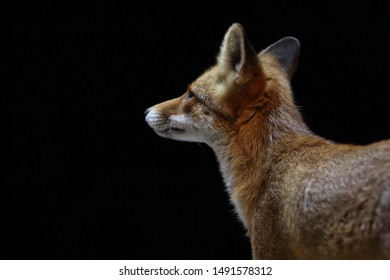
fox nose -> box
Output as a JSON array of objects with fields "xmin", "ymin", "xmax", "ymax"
[
  {"xmin": 144, "ymin": 108, "xmax": 151, "ymax": 124},
  {"xmin": 145, "ymin": 107, "xmax": 157, "ymax": 125},
  {"xmin": 144, "ymin": 107, "xmax": 152, "ymax": 115}
]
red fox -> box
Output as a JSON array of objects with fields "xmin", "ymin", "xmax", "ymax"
[{"xmin": 145, "ymin": 23, "xmax": 390, "ymax": 259}]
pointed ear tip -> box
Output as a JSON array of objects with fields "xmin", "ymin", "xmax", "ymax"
[
  {"xmin": 281, "ymin": 37, "xmax": 301, "ymax": 48},
  {"xmin": 231, "ymin": 22, "xmax": 243, "ymax": 29},
  {"xmin": 228, "ymin": 23, "xmax": 245, "ymax": 33}
]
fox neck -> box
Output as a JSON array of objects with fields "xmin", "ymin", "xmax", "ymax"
[
  {"xmin": 211, "ymin": 94, "xmax": 312, "ymax": 230},
  {"xmin": 212, "ymin": 111, "xmax": 270, "ymax": 230}
]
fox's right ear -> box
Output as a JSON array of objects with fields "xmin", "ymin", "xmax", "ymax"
[{"xmin": 217, "ymin": 23, "xmax": 260, "ymax": 85}]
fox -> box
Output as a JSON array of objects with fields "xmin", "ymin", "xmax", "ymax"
[{"xmin": 145, "ymin": 23, "xmax": 390, "ymax": 259}]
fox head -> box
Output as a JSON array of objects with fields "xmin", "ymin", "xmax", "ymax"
[{"xmin": 145, "ymin": 23, "xmax": 301, "ymax": 150}]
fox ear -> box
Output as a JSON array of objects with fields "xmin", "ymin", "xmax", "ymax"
[
  {"xmin": 217, "ymin": 23, "xmax": 260, "ymax": 85},
  {"xmin": 262, "ymin": 37, "xmax": 300, "ymax": 79}
]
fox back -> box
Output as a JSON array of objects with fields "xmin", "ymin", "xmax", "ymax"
[{"xmin": 145, "ymin": 23, "xmax": 390, "ymax": 259}]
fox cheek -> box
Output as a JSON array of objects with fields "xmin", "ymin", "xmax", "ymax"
[
  {"xmin": 202, "ymin": 108, "xmax": 211, "ymax": 116},
  {"xmin": 182, "ymin": 98, "xmax": 197, "ymax": 114}
]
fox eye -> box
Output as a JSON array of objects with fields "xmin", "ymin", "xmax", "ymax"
[{"xmin": 186, "ymin": 91, "xmax": 195, "ymax": 100}]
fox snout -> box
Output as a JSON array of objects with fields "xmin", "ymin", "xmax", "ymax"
[
  {"xmin": 145, "ymin": 107, "xmax": 172, "ymax": 135},
  {"xmin": 145, "ymin": 105, "xmax": 198, "ymax": 142}
]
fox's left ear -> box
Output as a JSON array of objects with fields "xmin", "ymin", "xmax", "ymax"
[
  {"xmin": 262, "ymin": 37, "xmax": 300, "ymax": 79},
  {"xmin": 217, "ymin": 23, "xmax": 260, "ymax": 85}
]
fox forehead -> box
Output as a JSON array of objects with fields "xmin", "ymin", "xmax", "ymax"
[
  {"xmin": 189, "ymin": 66, "xmax": 237, "ymax": 115},
  {"xmin": 189, "ymin": 67, "xmax": 221, "ymax": 96},
  {"xmin": 190, "ymin": 53, "xmax": 283, "ymax": 96}
]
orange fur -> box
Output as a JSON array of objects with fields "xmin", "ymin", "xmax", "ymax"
[{"xmin": 146, "ymin": 23, "xmax": 390, "ymax": 259}]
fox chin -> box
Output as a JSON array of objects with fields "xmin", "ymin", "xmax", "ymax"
[{"xmin": 145, "ymin": 23, "xmax": 390, "ymax": 260}]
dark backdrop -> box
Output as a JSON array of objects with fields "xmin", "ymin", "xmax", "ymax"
[{"xmin": 6, "ymin": 2, "xmax": 390, "ymax": 259}]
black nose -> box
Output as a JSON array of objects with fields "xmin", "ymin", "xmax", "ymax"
[{"xmin": 144, "ymin": 108, "xmax": 151, "ymax": 115}]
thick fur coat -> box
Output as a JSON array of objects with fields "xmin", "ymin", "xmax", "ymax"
[{"xmin": 146, "ymin": 23, "xmax": 390, "ymax": 259}]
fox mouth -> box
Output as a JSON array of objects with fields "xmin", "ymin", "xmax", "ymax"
[{"xmin": 161, "ymin": 127, "xmax": 185, "ymax": 133}]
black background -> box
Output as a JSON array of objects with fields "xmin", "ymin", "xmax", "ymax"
[{"xmin": 6, "ymin": 2, "xmax": 390, "ymax": 259}]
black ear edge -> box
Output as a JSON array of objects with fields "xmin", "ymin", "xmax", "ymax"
[{"xmin": 262, "ymin": 37, "xmax": 301, "ymax": 78}]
